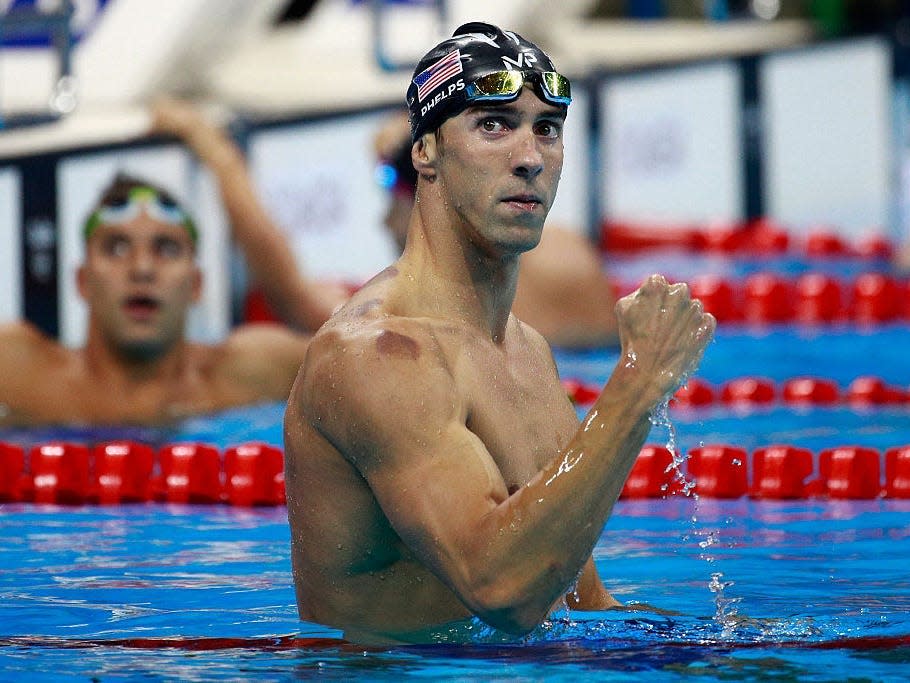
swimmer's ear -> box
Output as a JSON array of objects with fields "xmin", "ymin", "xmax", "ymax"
[{"xmin": 412, "ymin": 134, "xmax": 437, "ymax": 181}]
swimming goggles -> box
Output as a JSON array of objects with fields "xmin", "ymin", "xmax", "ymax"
[
  {"xmin": 465, "ymin": 70, "xmax": 572, "ymax": 107},
  {"xmin": 84, "ymin": 186, "xmax": 198, "ymax": 243}
]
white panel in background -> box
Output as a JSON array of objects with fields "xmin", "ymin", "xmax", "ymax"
[
  {"xmin": 547, "ymin": 86, "xmax": 590, "ymax": 235},
  {"xmin": 74, "ymin": 0, "xmax": 286, "ymax": 104},
  {"xmin": 761, "ymin": 38, "xmax": 892, "ymax": 237},
  {"xmin": 56, "ymin": 146, "xmax": 229, "ymax": 347},
  {"xmin": 248, "ymin": 112, "xmax": 399, "ymax": 285},
  {"xmin": 0, "ymin": 167, "xmax": 23, "ymax": 323},
  {"xmin": 600, "ymin": 61, "xmax": 743, "ymax": 225}
]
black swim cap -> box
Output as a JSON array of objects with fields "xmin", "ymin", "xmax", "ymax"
[{"xmin": 406, "ymin": 22, "xmax": 565, "ymax": 141}]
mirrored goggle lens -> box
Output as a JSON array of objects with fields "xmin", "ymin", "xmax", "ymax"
[
  {"xmin": 540, "ymin": 72, "xmax": 572, "ymax": 105},
  {"xmin": 466, "ymin": 71, "xmax": 571, "ymax": 106},
  {"xmin": 468, "ymin": 71, "xmax": 525, "ymax": 100}
]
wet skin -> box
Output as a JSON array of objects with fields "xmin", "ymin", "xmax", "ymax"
[
  {"xmin": 284, "ymin": 89, "xmax": 715, "ymax": 643},
  {"xmin": 0, "ymin": 212, "xmax": 312, "ymax": 426}
]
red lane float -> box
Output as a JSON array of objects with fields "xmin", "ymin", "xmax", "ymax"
[
  {"xmin": 687, "ymin": 445, "xmax": 747, "ymax": 498},
  {"xmin": 30, "ymin": 442, "xmax": 91, "ymax": 505},
  {"xmin": 672, "ymin": 378, "xmax": 715, "ymax": 408},
  {"xmin": 600, "ymin": 217, "xmax": 895, "ymax": 260},
  {"xmin": 751, "ymin": 445, "xmax": 816, "ymax": 499},
  {"xmin": 563, "ymin": 378, "xmax": 601, "ymax": 406},
  {"xmin": 93, "ymin": 441, "xmax": 155, "ymax": 504},
  {"xmin": 689, "ymin": 275, "xmax": 738, "ymax": 322},
  {"xmin": 0, "ymin": 443, "xmax": 25, "ymax": 502},
  {"xmin": 607, "ymin": 271, "xmax": 910, "ymax": 326},
  {"xmin": 0, "ymin": 441, "xmax": 290, "ymax": 506},
  {"xmin": 819, "ymin": 446, "xmax": 882, "ymax": 499},
  {"xmin": 852, "ymin": 273, "xmax": 900, "ymax": 324},
  {"xmin": 2, "ymin": 438, "xmax": 909, "ymax": 503},
  {"xmin": 566, "ymin": 375, "xmax": 909, "ymax": 409},
  {"xmin": 620, "ymin": 445, "xmax": 684, "ymax": 499},
  {"xmin": 621, "ymin": 443, "xmax": 893, "ymax": 500},
  {"xmin": 158, "ymin": 443, "xmax": 223, "ymax": 504},
  {"xmin": 885, "ymin": 447, "xmax": 910, "ymax": 498},
  {"xmin": 845, "ymin": 376, "xmax": 908, "ymax": 405},
  {"xmin": 794, "ymin": 273, "xmax": 844, "ymax": 324},
  {"xmin": 782, "ymin": 377, "xmax": 839, "ymax": 406},
  {"xmin": 224, "ymin": 443, "xmax": 285, "ymax": 507},
  {"xmin": 804, "ymin": 230, "xmax": 851, "ymax": 257},
  {"xmin": 721, "ymin": 377, "xmax": 776, "ymax": 406},
  {"xmin": 742, "ymin": 273, "xmax": 794, "ymax": 324}
]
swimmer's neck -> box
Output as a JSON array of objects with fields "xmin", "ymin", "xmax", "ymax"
[
  {"xmin": 401, "ymin": 208, "xmax": 521, "ymax": 343},
  {"xmin": 81, "ymin": 326, "xmax": 194, "ymax": 386}
]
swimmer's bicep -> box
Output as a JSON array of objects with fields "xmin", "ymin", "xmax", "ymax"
[
  {"xmin": 362, "ymin": 420, "xmax": 514, "ymax": 581},
  {"xmin": 305, "ymin": 329, "xmax": 467, "ymax": 465}
]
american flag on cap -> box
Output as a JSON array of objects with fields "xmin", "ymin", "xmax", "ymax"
[{"xmin": 414, "ymin": 49, "xmax": 463, "ymax": 102}]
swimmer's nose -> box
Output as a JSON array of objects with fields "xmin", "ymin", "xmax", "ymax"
[
  {"xmin": 128, "ymin": 246, "xmax": 156, "ymax": 281},
  {"xmin": 512, "ymin": 129, "xmax": 544, "ymax": 180}
]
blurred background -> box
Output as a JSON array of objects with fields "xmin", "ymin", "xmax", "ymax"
[{"xmin": 1, "ymin": 0, "xmax": 907, "ymax": 344}]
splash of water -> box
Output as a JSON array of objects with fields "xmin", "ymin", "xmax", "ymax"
[
  {"xmin": 708, "ymin": 571, "xmax": 742, "ymax": 638},
  {"xmin": 649, "ymin": 399, "xmax": 697, "ymax": 500}
]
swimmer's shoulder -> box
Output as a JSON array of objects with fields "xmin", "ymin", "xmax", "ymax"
[
  {"xmin": 299, "ymin": 307, "xmax": 458, "ymax": 412},
  {"xmin": 294, "ymin": 313, "xmax": 464, "ymax": 465},
  {"xmin": 0, "ymin": 320, "xmax": 69, "ymax": 368},
  {"xmin": 204, "ymin": 322, "xmax": 311, "ymax": 398}
]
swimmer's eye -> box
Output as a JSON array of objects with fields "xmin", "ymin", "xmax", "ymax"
[
  {"xmin": 154, "ymin": 236, "xmax": 188, "ymax": 259},
  {"xmin": 100, "ymin": 234, "xmax": 131, "ymax": 258},
  {"xmin": 534, "ymin": 120, "xmax": 562, "ymax": 139},
  {"xmin": 480, "ymin": 118, "xmax": 508, "ymax": 133}
]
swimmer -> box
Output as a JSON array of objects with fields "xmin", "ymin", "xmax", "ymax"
[
  {"xmin": 375, "ymin": 110, "xmax": 620, "ymax": 348},
  {"xmin": 284, "ymin": 22, "xmax": 715, "ymax": 643},
  {"xmin": 0, "ymin": 170, "xmax": 332, "ymax": 427}
]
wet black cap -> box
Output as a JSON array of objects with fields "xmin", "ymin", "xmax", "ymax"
[{"xmin": 406, "ymin": 22, "xmax": 560, "ymax": 141}]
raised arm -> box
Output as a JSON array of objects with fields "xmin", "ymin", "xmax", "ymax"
[
  {"xmin": 304, "ymin": 275, "xmax": 714, "ymax": 635},
  {"xmin": 150, "ymin": 98, "xmax": 349, "ymax": 332}
]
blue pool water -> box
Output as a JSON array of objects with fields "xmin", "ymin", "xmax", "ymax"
[
  {"xmin": 2, "ymin": 499, "xmax": 909, "ymax": 680},
  {"xmin": 2, "ymin": 326, "xmax": 910, "ymax": 680}
]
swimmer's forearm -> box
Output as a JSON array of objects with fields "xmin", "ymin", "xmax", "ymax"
[
  {"xmin": 180, "ymin": 118, "xmax": 335, "ymax": 330},
  {"xmin": 458, "ymin": 364, "xmax": 657, "ymax": 633}
]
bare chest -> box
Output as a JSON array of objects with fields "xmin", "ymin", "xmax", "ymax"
[
  {"xmin": 456, "ymin": 347, "xmax": 577, "ymax": 489},
  {"xmin": 3, "ymin": 366, "xmax": 252, "ymax": 426}
]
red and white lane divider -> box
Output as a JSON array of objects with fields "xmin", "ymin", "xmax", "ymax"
[
  {"xmin": 3, "ymin": 437, "xmax": 908, "ymax": 505},
  {"xmin": 621, "ymin": 443, "xmax": 910, "ymax": 501},
  {"xmin": 0, "ymin": 441, "xmax": 285, "ymax": 507},
  {"xmin": 610, "ymin": 272, "xmax": 910, "ymax": 326},
  {"xmin": 601, "ymin": 219, "xmax": 894, "ymax": 260},
  {"xmin": 564, "ymin": 375, "xmax": 910, "ymax": 409}
]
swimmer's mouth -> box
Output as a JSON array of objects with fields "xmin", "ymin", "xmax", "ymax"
[
  {"xmin": 502, "ymin": 194, "xmax": 543, "ymax": 210},
  {"xmin": 124, "ymin": 295, "xmax": 161, "ymax": 319}
]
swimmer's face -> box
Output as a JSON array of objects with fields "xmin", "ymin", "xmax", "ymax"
[
  {"xmin": 430, "ymin": 87, "xmax": 565, "ymax": 254},
  {"xmin": 77, "ymin": 210, "xmax": 201, "ymax": 358}
]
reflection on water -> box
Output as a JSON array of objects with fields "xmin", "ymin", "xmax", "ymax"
[{"xmin": 0, "ymin": 500, "xmax": 908, "ymax": 679}]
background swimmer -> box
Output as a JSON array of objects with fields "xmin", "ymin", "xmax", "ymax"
[{"xmin": 0, "ymin": 101, "xmax": 347, "ymax": 426}]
